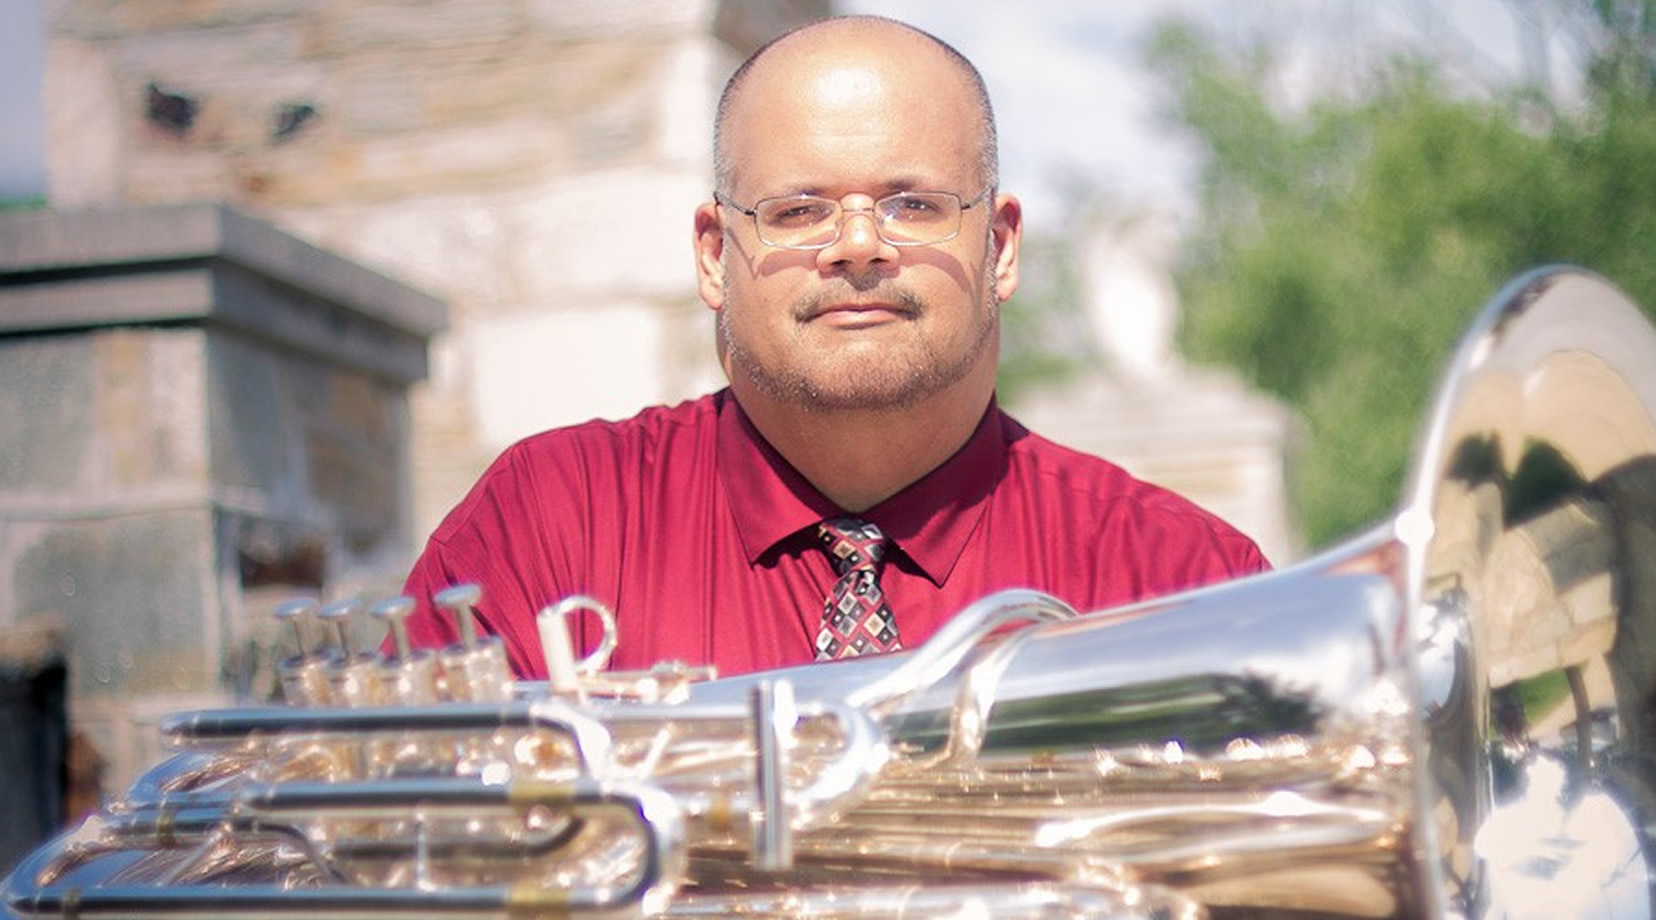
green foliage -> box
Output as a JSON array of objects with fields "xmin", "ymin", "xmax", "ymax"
[{"xmin": 1148, "ymin": 5, "xmax": 1656, "ymax": 548}]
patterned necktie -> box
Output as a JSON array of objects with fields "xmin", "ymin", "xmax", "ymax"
[{"xmin": 814, "ymin": 517, "xmax": 902, "ymax": 659}]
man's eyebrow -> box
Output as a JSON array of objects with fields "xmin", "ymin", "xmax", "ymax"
[
  {"xmin": 874, "ymin": 175, "xmax": 945, "ymax": 193},
  {"xmin": 880, "ymin": 179, "xmax": 926, "ymax": 195},
  {"xmin": 768, "ymin": 176, "xmax": 949, "ymax": 199}
]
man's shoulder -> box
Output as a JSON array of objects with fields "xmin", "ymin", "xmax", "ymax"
[
  {"xmin": 999, "ymin": 414, "xmax": 1262, "ymax": 552},
  {"xmin": 430, "ymin": 393, "xmax": 724, "ymax": 541},
  {"xmin": 997, "ymin": 415, "xmax": 1141, "ymax": 500},
  {"xmin": 503, "ymin": 391, "xmax": 724, "ymax": 462}
]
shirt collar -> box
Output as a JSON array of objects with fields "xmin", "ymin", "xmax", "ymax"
[{"xmin": 717, "ymin": 390, "xmax": 1008, "ymax": 586}]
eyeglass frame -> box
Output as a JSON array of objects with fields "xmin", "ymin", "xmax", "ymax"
[{"xmin": 712, "ymin": 186, "xmax": 995, "ymax": 251}]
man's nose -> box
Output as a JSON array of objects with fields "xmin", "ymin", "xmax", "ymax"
[{"xmin": 819, "ymin": 206, "xmax": 894, "ymax": 269}]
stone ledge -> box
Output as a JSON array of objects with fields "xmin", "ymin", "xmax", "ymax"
[
  {"xmin": 0, "ymin": 204, "xmax": 447, "ymax": 384},
  {"xmin": 0, "ymin": 203, "xmax": 446, "ymax": 334}
]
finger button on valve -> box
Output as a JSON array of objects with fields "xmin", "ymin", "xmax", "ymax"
[
  {"xmin": 273, "ymin": 598, "xmax": 320, "ymax": 657},
  {"xmin": 371, "ymin": 596, "xmax": 417, "ymax": 661},
  {"xmin": 318, "ymin": 596, "xmax": 363, "ymax": 656},
  {"xmin": 434, "ymin": 583, "xmax": 483, "ymax": 648},
  {"xmin": 273, "ymin": 598, "xmax": 329, "ymax": 706}
]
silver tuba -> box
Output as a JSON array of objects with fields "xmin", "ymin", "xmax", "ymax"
[{"xmin": 6, "ymin": 266, "xmax": 1655, "ymax": 919}]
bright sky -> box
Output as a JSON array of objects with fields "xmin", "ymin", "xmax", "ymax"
[
  {"xmin": 0, "ymin": 0, "xmax": 46, "ymax": 202},
  {"xmin": 1, "ymin": 0, "xmax": 1550, "ymax": 226},
  {"xmin": 839, "ymin": 0, "xmax": 1550, "ymax": 232}
]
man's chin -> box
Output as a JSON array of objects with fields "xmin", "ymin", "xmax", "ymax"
[
  {"xmin": 790, "ymin": 368, "xmax": 942, "ymax": 413},
  {"xmin": 729, "ymin": 337, "xmax": 983, "ymax": 413}
]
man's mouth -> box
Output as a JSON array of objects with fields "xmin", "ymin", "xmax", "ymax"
[
  {"xmin": 806, "ymin": 302, "xmax": 914, "ymax": 327},
  {"xmin": 799, "ymin": 289, "xmax": 921, "ymax": 321}
]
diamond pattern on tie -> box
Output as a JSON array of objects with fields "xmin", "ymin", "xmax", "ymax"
[{"xmin": 814, "ymin": 517, "xmax": 901, "ymax": 660}]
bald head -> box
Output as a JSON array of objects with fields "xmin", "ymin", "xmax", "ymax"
[{"xmin": 712, "ymin": 16, "xmax": 999, "ymax": 197}]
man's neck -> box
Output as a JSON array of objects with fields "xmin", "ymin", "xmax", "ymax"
[{"xmin": 733, "ymin": 380, "xmax": 994, "ymax": 513}]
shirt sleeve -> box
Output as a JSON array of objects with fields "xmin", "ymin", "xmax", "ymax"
[
  {"xmin": 397, "ymin": 441, "xmax": 574, "ymax": 678},
  {"xmin": 1090, "ymin": 489, "xmax": 1272, "ymax": 609}
]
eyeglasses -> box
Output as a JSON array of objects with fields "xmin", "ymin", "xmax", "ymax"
[{"xmin": 714, "ymin": 187, "xmax": 993, "ymax": 250}]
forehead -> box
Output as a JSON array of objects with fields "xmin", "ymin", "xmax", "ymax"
[{"xmin": 722, "ymin": 29, "xmax": 983, "ymax": 194}]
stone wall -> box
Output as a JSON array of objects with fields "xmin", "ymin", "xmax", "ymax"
[{"xmin": 44, "ymin": 0, "xmax": 830, "ymax": 544}]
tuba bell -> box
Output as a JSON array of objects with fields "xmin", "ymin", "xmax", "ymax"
[{"xmin": 5, "ymin": 266, "xmax": 1655, "ymax": 919}]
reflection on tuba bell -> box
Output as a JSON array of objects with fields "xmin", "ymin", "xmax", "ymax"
[{"xmin": 6, "ymin": 266, "xmax": 1656, "ymax": 919}]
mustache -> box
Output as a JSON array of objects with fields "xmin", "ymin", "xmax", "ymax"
[{"xmin": 792, "ymin": 283, "xmax": 925, "ymax": 322}]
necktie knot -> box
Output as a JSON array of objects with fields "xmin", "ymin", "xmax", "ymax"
[
  {"xmin": 813, "ymin": 517, "xmax": 900, "ymax": 660},
  {"xmin": 817, "ymin": 517, "xmax": 886, "ymax": 576}
]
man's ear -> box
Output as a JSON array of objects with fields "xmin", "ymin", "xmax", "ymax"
[
  {"xmin": 693, "ymin": 201, "xmax": 726, "ymax": 310},
  {"xmin": 990, "ymin": 193, "xmax": 1023, "ymax": 303}
]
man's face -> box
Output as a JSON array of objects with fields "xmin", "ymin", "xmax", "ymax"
[{"xmin": 696, "ymin": 37, "xmax": 1021, "ymax": 413}]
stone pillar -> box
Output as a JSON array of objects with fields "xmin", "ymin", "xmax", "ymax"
[{"xmin": 0, "ymin": 203, "xmax": 446, "ymax": 792}]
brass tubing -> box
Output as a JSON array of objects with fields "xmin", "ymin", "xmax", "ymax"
[
  {"xmin": 160, "ymin": 700, "xmax": 616, "ymax": 776},
  {"xmin": 5, "ymin": 781, "xmax": 682, "ymax": 920},
  {"xmin": 157, "ymin": 696, "xmax": 886, "ymax": 835},
  {"xmin": 664, "ymin": 882, "xmax": 1195, "ymax": 920}
]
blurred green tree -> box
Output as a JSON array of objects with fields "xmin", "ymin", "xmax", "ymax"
[
  {"xmin": 1147, "ymin": 0, "xmax": 1656, "ymax": 548},
  {"xmin": 997, "ymin": 203, "xmax": 1098, "ymax": 405}
]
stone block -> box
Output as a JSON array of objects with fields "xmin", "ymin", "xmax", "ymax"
[
  {"xmin": 0, "ymin": 336, "xmax": 97, "ymax": 493},
  {"xmin": 284, "ymin": 198, "xmax": 517, "ymax": 318},
  {"xmin": 415, "ymin": 52, "xmax": 573, "ymax": 124},
  {"xmin": 657, "ymin": 296, "xmax": 726, "ymax": 399},
  {"xmin": 110, "ymin": 20, "xmax": 312, "ymax": 87},
  {"xmin": 94, "ymin": 330, "xmax": 210, "ymax": 491},
  {"xmin": 204, "ymin": 332, "xmax": 289, "ymax": 496},
  {"xmin": 0, "ymin": 329, "xmax": 208, "ymax": 500},
  {"xmin": 50, "ymin": 0, "xmax": 321, "ymax": 40},
  {"xmin": 526, "ymin": 0, "xmax": 713, "ymax": 41},
  {"xmin": 711, "ymin": 0, "xmax": 832, "ymax": 55},
  {"xmin": 468, "ymin": 302, "xmax": 672, "ymax": 449},
  {"xmin": 319, "ymin": 0, "xmax": 522, "ymax": 52},
  {"xmin": 655, "ymin": 36, "xmax": 720, "ymax": 166},
  {"xmin": 208, "ymin": 332, "xmax": 409, "ymax": 554},
  {"xmin": 257, "ymin": 111, "xmax": 573, "ymax": 204},
  {"xmin": 531, "ymin": 40, "xmax": 675, "ymax": 121},
  {"xmin": 566, "ymin": 84, "xmax": 657, "ymax": 168},
  {"xmin": 123, "ymin": 148, "xmax": 240, "ymax": 204},
  {"xmin": 8, "ymin": 509, "xmax": 218, "ymax": 699},
  {"xmin": 43, "ymin": 35, "xmax": 123, "ymax": 207},
  {"xmin": 510, "ymin": 166, "xmax": 707, "ymax": 303},
  {"xmin": 334, "ymin": 59, "xmax": 428, "ymax": 135}
]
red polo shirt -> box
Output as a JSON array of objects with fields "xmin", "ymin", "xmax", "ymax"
[{"xmin": 399, "ymin": 390, "xmax": 1267, "ymax": 678}]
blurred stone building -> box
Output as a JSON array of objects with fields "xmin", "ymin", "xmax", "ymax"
[
  {"xmin": 44, "ymin": 0, "xmax": 830, "ymax": 545},
  {"xmin": 1017, "ymin": 208, "xmax": 1296, "ymax": 565}
]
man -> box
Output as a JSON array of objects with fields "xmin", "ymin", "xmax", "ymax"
[{"xmin": 398, "ymin": 15, "xmax": 1267, "ymax": 679}]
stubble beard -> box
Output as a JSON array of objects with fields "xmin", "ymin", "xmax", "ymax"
[{"xmin": 719, "ymin": 258, "xmax": 1000, "ymax": 413}]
